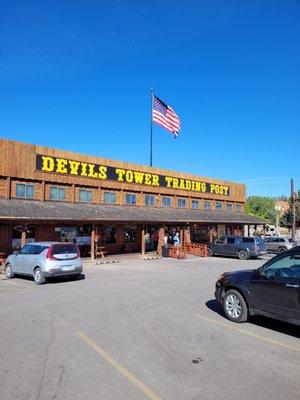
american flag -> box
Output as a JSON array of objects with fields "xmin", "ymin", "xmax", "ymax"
[{"xmin": 152, "ymin": 95, "xmax": 181, "ymax": 138}]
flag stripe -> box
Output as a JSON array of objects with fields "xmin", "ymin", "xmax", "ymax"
[{"xmin": 152, "ymin": 95, "xmax": 181, "ymax": 137}]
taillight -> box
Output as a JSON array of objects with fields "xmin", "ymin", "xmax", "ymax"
[
  {"xmin": 46, "ymin": 246, "xmax": 54, "ymax": 260},
  {"xmin": 76, "ymin": 245, "xmax": 80, "ymax": 258}
]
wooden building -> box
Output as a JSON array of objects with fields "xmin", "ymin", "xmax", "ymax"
[{"xmin": 0, "ymin": 138, "xmax": 264, "ymax": 257}]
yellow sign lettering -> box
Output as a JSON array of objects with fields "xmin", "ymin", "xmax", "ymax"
[
  {"xmin": 133, "ymin": 171, "xmax": 144, "ymax": 184},
  {"xmin": 126, "ymin": 170, "xmax": 134, "ymax": 183},
  {"xmin": 144, "ymin": 173, "xmax": 152, "ymax": 185},
  {"xmin": 152, "ymin": 174, "xmax": 159, "ymax": 186},
  {"xmin": 115, "ymin": 168, "xmax": 126, "ymax": 181},
  {"xmin": 81, "ymin": 163, "xmax": 88, "ymax": 176},
  {"xmin": 165, "ymin": 177, "xmax": 173, "ymax": 187},
  {"xmin": 98, "ymin": 165, "xmax": 107, "ymax": 179},
  {"xmin": 56, "ymin": 158, "xmax": 68, "ymax": 174},
  {"xmin": 41, "ymin": 156, "xmax": 54, "ymax": 172},
  {"xmin": 88, "ymin": 164, "xmax": 98, "ymax": 178},
  {"xmin": 69, "ymin": 160, "xmax": 80, "ymax": 175}
]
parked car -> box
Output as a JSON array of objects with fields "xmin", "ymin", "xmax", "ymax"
[
  {"xmin": 207, "ymin": 235, "xmax": 266, "ymax": 260},
  {"xmin": 5, "ymin": 242, "xmax": 83, "ymax": 285},
  {"xmin": 215, "ymin": 246, "xmax": 300, "ymax": 325},
  {"xmin": 264, "ymin": 236, "xmax": 297, "ymax": 254}
]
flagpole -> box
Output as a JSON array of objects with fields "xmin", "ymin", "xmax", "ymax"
[{"xmin": 150, "ymin": 88, "xmax": 154, "ymax": 167}]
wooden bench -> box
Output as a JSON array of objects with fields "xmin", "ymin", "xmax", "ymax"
[{"xmin": 95, "ymin": 246, "xmax": 108, "ymax": 259}]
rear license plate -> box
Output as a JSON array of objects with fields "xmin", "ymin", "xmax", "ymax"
[{"xmin": 61, "ymin": 266, "xmax": 75, "ymax": 271}]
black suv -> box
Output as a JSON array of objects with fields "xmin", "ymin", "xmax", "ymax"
[
  {"xmin": 207, "ymin": 235, "xmax": 266, "ymax": 260},
  {"xmin": 215, "ymin": 246, "xmax": 300, "ymax": 325}
]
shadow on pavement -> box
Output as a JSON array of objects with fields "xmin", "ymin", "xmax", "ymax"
[
  {"xmin": 10, "ymin": 273, "xmax": 86, "ymax": 285},
  {"xmin": 205, "ymin": 299, "xmax": 300, "ymax": 339}
]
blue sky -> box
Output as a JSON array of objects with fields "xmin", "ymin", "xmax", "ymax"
[{"xmin": 1, "ymin": 0, "xmax": 299, "ymax": 197}]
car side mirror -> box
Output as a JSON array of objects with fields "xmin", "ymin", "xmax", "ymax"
[
  {"xmin": 258, "ymin": 267, "xmax": 265, "ymax": 277},
  {"xmin": 13, "ymin": 250, "xmax": 20, "ymax": 255}
]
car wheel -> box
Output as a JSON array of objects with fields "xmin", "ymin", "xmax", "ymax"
[
  {"xmin": 223, "ymin": 289, "xmax": 248, "ymax": 323},
  {"xmin": 238, "ymin": 250, "xmax": 248, "ymax": 260},
  {"xmin": 278, "ymin": 247, "xmax": 286, "ymax": 253},
  {"xmin": 33, "ymin": 267, "xmax": 46, "ymax": 285},
  {"xmin": 207, "ymin": 247, "xmax": 213, "ymax": 257},
  {"xmin": 5, "ymin": 263, "xmax": 14, "ymax": 279}
]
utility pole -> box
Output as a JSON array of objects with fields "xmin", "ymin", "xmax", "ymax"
[{"xmin": 291, "ymin": 178, "xmax": 296, "ymax": 241}]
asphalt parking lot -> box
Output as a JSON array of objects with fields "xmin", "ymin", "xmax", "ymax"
[{"xmin": 0, "ymin": 255, "xmax": 299, "ymax": 400}]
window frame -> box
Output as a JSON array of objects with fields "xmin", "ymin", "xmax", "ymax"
[
  {"xmin": 204, "ymin": 200, "xmax": 211, "ymax": 211},
  {"xmin": 50, "ymin": 186, "xmax": 66, "ymax": 201},
  {"xmin": 145, "ymin": 194, "xmax": 155, "ymax": 206},
  {"xmin": 216, "ymin": 201, "xmax": 222, "ymax": 211},
  {"xmin": 226, "ymin": 203, "xmax": 233, "ymax": 212},
  {"xmin": 103, "ymin": 192, "xmax": 116, "ymax": 204},
  {"xmin": 16, "ymin": 183, "xmax": 35, "ymax": 199},
  {"xmin": 125, "ymin": 193, "xmax": 136, "ymax": 205},
  {"xmin": 79, "ymin": 189, "xmax": 93, "ymax": 203},
  {"xmin": 162, "ymin": 196, "xmax": 171, "ymax": 207},
  {"xmin": 236, "ymin": 203, "xmax": 242, "ymax": 213},
  {"xmin": 177, "ymin": 198, "xmax": 186, "ymax": 208},
  {"xmin": 191, "ymin": 199, "xmax": 199, "ymax": 209}
]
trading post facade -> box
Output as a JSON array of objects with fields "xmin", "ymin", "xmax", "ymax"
[{"xmin": 0, "ymin": 138, "xmax": 263, "ymax": 256}]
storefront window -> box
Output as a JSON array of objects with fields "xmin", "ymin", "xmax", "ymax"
[
  {"xmin": 204, "ymin": 201, "xmax": 211, "ymax": 210},
  {"xmin": 191, "ymin": 224, "xmax": 210, "ymax": 243},
  {"xmin": 16, "ymin": 184, "xmax": 34, "ymax": 199},
  {"xmin": 125, "ymin": 193, "xmax": 136, "ymax": 205},
  {"xmin": 162, "ymin": 197, "xmax": 171, "ymax": 207},
  {"xmin": 79, "ymin": 190, "xmax": 92, "ymax": 202},
  {"xmin": 216, "ymin": 202, "xmax": 222, "ymax": 211},
  {"xmin": 178, "ymin": 198, "xmax": 186, "ymax": 208},
  {"xmin": 227, "ymin": 203, "xmax": 233, "ymax": 212},
  {"xmin": 191, "ymin": 200, "xmax": 199, "ymax": 209},
  {"xmin": 104, "ymin": 192, "xmax": 116, "ymax": 204},
  {"xmin": 124, "ymin": 225, "xmax": 137, "ymax": 242},
  {"xmin": 50, "ymin": 187, "xmax": 65, "ymax": 201},
  {"xmin": 12, "ymin": 226, "xmax": 35, "ymax": 249},
  {"xmin": 99, "ymin": 225, "xmax": 117, "ymax": 244},
  {"xmin": 145, "ymin": 195, "xmax": 155, "ymax": 206}
]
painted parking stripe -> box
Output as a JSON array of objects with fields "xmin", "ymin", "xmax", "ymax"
[
  {"xmin": 77, "ymin": 330, "xmax": 162, "ymax": 400},
  {"xmin": 194, "ymin": 313, "xmax": 300, "ymax": 353}
]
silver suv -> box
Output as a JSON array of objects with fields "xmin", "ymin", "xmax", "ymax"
[
  {"xmin": 5, "ymin": 242, "xmax": 83, "ymax": 285},
  {"xmin": 264, "ymin": 237, "xmax": 297, "ymax": 254}
]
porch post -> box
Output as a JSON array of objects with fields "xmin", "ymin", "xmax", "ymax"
[
  {"xmin": 157, "ymin": 227, "xmax": 165, "ymax": 257},
  {"xmin": 21, "ymin": 228, "xmax": 27, "ymax": 248},
  {"xmin": 141, "ymin": 225, "xmax": 146, "ymax": 257},
  {"xmin": 91, "ymin": 229, "xmax": 95, "ymax": 261}
]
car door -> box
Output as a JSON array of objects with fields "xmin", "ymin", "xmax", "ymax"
[
  {"xmin": 26, "ymin": 245, "xmax": 43, "ymax": 275},
  {"xmin": 212, "ymin": 237, "xmax": 226, "ymax": 254},
  {"xmin": 225, "ymin": 237, "xmax": 239, "ymax": 256},
  {"xmin": 14, "ymin": 244, "xmax": 32, "ymax": 273},
  {"xmin": 249, "ymin": 253, "xmax": 300, "ymax": 321},
  {"xmin": 266, "ymin": 237, "xmax": 275, "ymax": 252}
]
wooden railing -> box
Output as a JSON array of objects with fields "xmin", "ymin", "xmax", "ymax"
[
  {"xmin": 183, "ymin": 243, "xmax": 208, "ymax": 257},
  {"xmin": 168, "ymin": 245, "xmax": 187, "ymax": 259}
]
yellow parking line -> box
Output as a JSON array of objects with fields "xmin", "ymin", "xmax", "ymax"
[
  {"xmin": 194, "ymin": 313, "xmax": 300, "ymax": 353},
  {"xmin": 77, "ymin": 331, "xmax": 161, "ymax": 400}
]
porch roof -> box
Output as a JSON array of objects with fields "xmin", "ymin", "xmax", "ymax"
[{"xmin": 0, "ymin": 199, "xmax": 266, "ymax": 225}]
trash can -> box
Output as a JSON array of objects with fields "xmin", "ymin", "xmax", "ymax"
[{"xmin": 162, "ymin": 245, "xmax": 170, "ymax": 257}]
